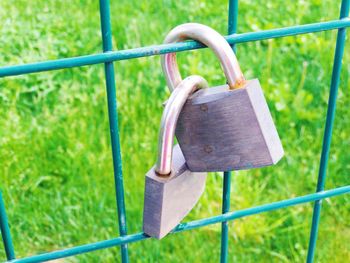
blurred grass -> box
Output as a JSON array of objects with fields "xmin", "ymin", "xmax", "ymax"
[{"xmin": 0, "ymin": 0, "xmax": 349, "ymax": 262}]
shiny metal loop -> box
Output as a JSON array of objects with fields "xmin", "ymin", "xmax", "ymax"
[
  {"xmin": 161, "ymin": 23, "xmax": 245, "ymax": 91},
  {"xmin": 155, "ymin": 75, "xmax": 208, "ymax": 175}
]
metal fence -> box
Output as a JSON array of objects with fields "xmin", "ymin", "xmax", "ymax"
[{"xmin": 0, "ymin": 0, "xmax": 349, "ymax": 262}]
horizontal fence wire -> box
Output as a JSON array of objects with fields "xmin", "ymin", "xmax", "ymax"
[
  {"xmin": 0, "ymin": 18, "xmax": 349, "ymax": 78},
  {"xmin": 6, "ymin": 186, "xmax": 350, "ymax": 263},
  {"xmin": 0, "ymin": 0, "xmax": 349, "ymax": 262}
]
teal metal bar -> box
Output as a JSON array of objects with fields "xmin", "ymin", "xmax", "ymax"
[
  {"xmin": 220, "ymin": 172, "xmax": 232, "ymax": 263},
  {"xmin": 306, "ymin": 1, "xmax": 349, "ymax": 262},
  {"xmin": 9, "ymin": 186, "xmax": 350, "ymax": 263},
  {"xmin": 220, "ymin": 1, "xmax": 238, "ymax": 263},
  {"xmin": 1, "ymin": 1, "xmax": 349, "ymax": 262},
  {"xmin": 1, "ymin": 19, "xmax": 350, "ymax": 78},
  {"xmin": 228, "ymin": 0, "xmax": 238, "ymax": 53},
  {"xmin": 0, "ymin": 192, "xmax": 15, "ymax": 260},
  {"xmin": 99, "ymin": 0, "xmax": 129, "ymax": 262}
]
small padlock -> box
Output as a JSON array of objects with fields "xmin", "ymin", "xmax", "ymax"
[
  {"xmin": 161, "ymin": 23, "xmax": 284, "ymax": 172},
  {"xmin": 143, "ymin": 75, "xmax": 208, "ymax": 239}
]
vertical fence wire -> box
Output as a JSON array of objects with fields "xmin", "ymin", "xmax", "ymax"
[
  {"xmin": 306, "ymin": 0, "xmax": 349, "ymax": 262},
  {"xmin": 220, "ymin": 1, "xmax": 238, "ymax": 263},
  {"xmin": 220, "ymin": 172, "xmax": 231, "ymax": 263},
  {"xmin": 0, "ymin": 1, "xmax": 349, "ymax": 262},
  {"xmin": 99, "ymin": 0, "xmax": 129, "ymax": 262},
  {"xmin": 228, "ymin": 0, "xmax": 238, "ymax": 53},
  {"xmin": 0, "ymin": 192, "xmax": 15, "ymax": 261}
]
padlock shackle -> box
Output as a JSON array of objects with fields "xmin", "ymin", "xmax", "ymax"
[
  {"xmin": 155, "ymin": 75, "xmax": 208, "ymax": 176},
  {"xmin": 161, "ymin": 23, "xmax": 245, "ymax": 91}
]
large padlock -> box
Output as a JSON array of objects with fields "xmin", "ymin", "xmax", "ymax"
[
  {"xmin": 143, "ymin": 75, "xmax": 208, "ymax": 239},
  {"xmin": 161, "ymin": 23, "xmax": 284, "ymax": 172}
]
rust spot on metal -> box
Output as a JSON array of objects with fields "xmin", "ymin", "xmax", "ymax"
[
  {"xmin": 153, "ymin": 49, "xmax": 161, "ymax": 55},
  {"xmin": 204, "ymin": 145, "xmax": 213, "ymax": 153},
  {"xmin": 155, "ymin": 169, "xmax": 172, "ymax": 177},
  {"xmin": 200, "ymin": 104, "xmax": 208, "ymax": 112},
  {"xmin": 229, "ymin": 76, "xmax": 247, "ymax": 90}
]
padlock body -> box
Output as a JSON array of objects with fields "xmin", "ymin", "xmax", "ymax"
[
  {"xmin": 143, "ymin": 145, "xmax": 207, "ymax": 239},
  {"xmin": 175, "ymin": 79, "xmax": 284, "ymax": 172}
]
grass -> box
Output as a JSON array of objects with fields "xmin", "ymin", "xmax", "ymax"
[{"xmin": 0, "ymin": 0, "xmax": 349, "ymax": 262}]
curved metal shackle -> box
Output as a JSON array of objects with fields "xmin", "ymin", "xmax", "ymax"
[
  {"xmin": 155, "ymin": 75, "xmax": 208, "ymax": 176},
  {"xmin": 161, "ymin": 23, "xmax": 245, "ymax": 91}
]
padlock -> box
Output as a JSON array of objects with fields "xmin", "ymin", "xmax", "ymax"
[
  {"xmin": 161, "ymin": 23, "xmax": 284, "ymax": 172},
  {"xmin": 143, "ymin": 75, "xmax": 208, "ymax": 239}
]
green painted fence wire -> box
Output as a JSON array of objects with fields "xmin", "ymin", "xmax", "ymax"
[{"xmin": 0, "ymin": 0, "xmax": 349, "ymax": 262}]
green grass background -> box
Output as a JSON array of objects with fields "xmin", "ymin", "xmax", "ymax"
[{"xmin": 0, "ymin": 0, "xmax": 349, "ymax": 262}]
